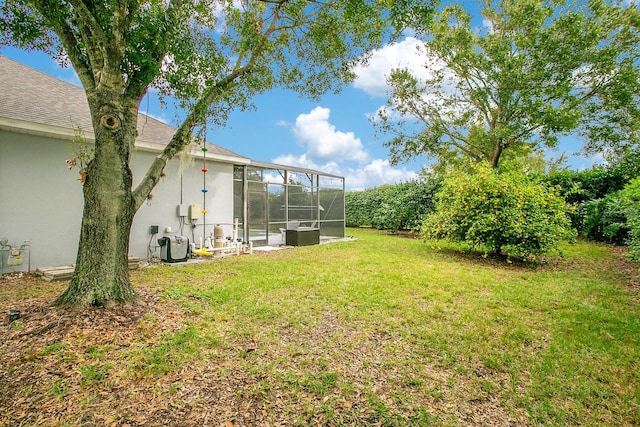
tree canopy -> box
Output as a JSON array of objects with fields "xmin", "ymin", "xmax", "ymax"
[
  {"xmin": 374, "ymin": 0, "xmax": 640, "ymax": 170},
  {"xmin": 0, "ymin": 0, "xmax": 433, "ymax": 306}
]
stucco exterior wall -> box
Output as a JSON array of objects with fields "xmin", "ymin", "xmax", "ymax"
[
  {"xmin": 0, "ymin": 129, "xmax": 234, "ymax": 272},
  {"xmin": 130, "ymin": 149, "xmax": 236, "ymax": 260}
]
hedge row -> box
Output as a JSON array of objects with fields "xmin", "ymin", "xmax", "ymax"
[
  {"xmin": 541, "ymin": 154, "xmax": 640, "ymax": 246},
  {"xmin": 345, "ymin": 177, "xmax": 441, "ymax": 232}
]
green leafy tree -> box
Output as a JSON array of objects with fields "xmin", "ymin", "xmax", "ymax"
[
  {"xmin": 1, "ymin": 0, "xmax": 433, "ymax": 307},
  {"xmin": 375, "ymin": 0, "xmax": 640, "ymax": 169},
  {"xmin": 422, "ymin": 164, "xmax": 576, "ymax": 261}
]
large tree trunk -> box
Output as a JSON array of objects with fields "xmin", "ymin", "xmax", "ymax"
[
  {"xmin": 55, "ymin": 101, "xmax": 138, "ymax": 307},
  {"xmin": 489, "ymin": 141, "xmax": 503, "ymax": 169}
]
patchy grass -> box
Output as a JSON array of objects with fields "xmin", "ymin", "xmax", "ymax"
[{"xmin": 1, "ymin": 228, "xmax": 639, "ymax": 426}]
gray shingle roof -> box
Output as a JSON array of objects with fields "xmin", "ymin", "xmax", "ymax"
[{"xmin": 0, "ymin": 55, "xmax": 247, "ymax": 161}]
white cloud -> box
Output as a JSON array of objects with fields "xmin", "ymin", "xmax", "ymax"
[
  {"xmin": 271, "ymin": 154, "xmax": 418, "ymax": 191},
  {"xmin": 292, "ymin": 106, "xmax": 368, "ymax": 163},
  {"xmin": 353, "ymin": 36, "xmax": 462, "ymax": 123},
  {"xmin": 366, "ymin": 104, "xmax": 402, "ymax": 124},
  {"xmin": 273, "ymin": 106, "xmax": 421, "ymax": 190},
  {"xmin": 262, "ymin": 170, "xmax": 285, "ymax": 184},
  {"xmin": 344, "ymin": 160, "xmax": 418, "ymax": 191},
  {"xmin": 352, "ymin": 36, "xmax": 433, "ymax": 97},
  {"xmin": 271, "ymin": 154, "xmax": 342, "ymax": 176}
]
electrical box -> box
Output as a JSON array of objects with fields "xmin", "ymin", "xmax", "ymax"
[
  {"xmin": 177, "ymin": 204, "xmax": 189, "ymax": 218},
  {"xmin": 189, "ymin": 204, "xmax": 201, "ymax": 221},
  {"xmin": 7, "ymin": 249, "xmax": 23, "ymax": 266},
  {"xmin": 157, "ymin": 236, "xmax": 189, "ymax": 263},
  {"xmin": 149, "ymin": 225, "xmax": 159, "ymax": 235}
]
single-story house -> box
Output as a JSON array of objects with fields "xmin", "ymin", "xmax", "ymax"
[{"xmin": 0, "ymin": 56, "xmax": 345, "ymax": 273}]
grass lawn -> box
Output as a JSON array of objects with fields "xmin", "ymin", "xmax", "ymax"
[{"xmin": 1, "ymin": 228, "xmax": 639, "ymax": 426}]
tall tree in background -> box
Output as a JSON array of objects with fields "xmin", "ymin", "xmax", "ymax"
[
  {"xmin": 375, "ymin": 0, "xmax": 639, "ymax": 170},
  {"xmin": 0, "ymin": 0, "xmax": 432, "ymax": 307}
]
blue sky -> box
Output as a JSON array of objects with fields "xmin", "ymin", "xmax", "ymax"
[{"xmin": 1, "ymin": 33, "xmax": 600, "ymax": 191}]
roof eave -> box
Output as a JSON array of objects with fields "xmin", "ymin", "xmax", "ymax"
[{"xmin": 0, "ymin": 117, "xmax": 250, "ymax": 165}]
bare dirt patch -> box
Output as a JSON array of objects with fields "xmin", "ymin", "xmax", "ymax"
[{"xmin": 0, "ymin": 280, "xmax": 525, "ymax": 426}]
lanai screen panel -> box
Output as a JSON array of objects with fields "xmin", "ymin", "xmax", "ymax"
[
  {"xmin": 268, "ymin": 179, "xmax": 286, "ymax": 239},
  {"xmin": 234, "ymin": 163, "xmax": 345, "ymax": 245},
  {"xmin": 287, "ymin": 170, "xmax": 317, "ymax": 225},
  {"xmin": 319, "ymin": 175, "xmax": 345, "ymax": 238}
]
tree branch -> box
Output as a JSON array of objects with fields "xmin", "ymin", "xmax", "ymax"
[
  {"xmin": 29, "ymin": 0, "xmax": 95, "ymax": 93},
  {"xmin": 123, "ymin": 0, "xmax": 184, "ymax": 100},
  {"xmin": 66, "ymin": 0, "xmax": 109, "ymax": 74},
  {"xmin": 439, "ymin": 126, "xmax": 483, "ymax": 161},
  {"xmin": 131, "ymin": 21, "xmax": 274, "ymax": 208}
]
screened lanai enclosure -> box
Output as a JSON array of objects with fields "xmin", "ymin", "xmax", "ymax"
[{"xmin": 233, "ymin": 162, "xmax": 345, "ymax": 247}]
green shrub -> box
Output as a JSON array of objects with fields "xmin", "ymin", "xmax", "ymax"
[
  {"xmin": 422, "ymin": 164, "xmax": 576, "ymax": 261},
  {"xmin": 579, "ymin": 193, "xmax": 629, "ymax": 244},
  {"xmin": 617, "ymin": 177, "xmax": 640, "ymax": 261}
]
